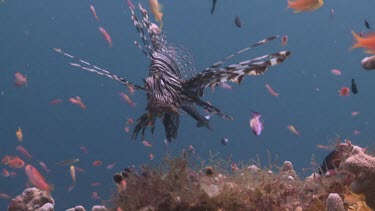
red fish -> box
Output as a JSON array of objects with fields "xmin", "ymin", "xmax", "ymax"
[
  {"xmin": 126, "ymin": 118, "xmax": 134, "ymax": 125},
  {"xmin": 24, "ymin": 164, "xmax": 53, "ymax": 192},
  {"xmin": 339, "ymin": 87, "xmax": 350, "ymax": 96},
  {"xmin": 99, "ymin": 27, "xmax": 112, "ymax": 48},
  {"xmin": 1, "ymin": 156, "xmax": 25, "ymax": 168},
  {"xmin": 90, "ymin": 5, "xmax": 100, "ymax": 21},
  {"xmin": 49, "ymin": 99, "xmax": 63, "ymax": 105},
  {"xmin": 124, "ymin": 126, "xmax": 130, "ymax": 133},
  {"xmin": 92, "ymin": 160, "xmax": 103, "ymax": 166},
  {"xmin": 16, "ymin": 145, "xmax": 32, "ymax": 159},
  {"xmin": 287, "ymin": 125, "xmax": 300, "ymax": 136},
  {"xmin": 69, "ymin": 96, "xmax": 86, "ymax": 109},
  {"xmin": 14, "ymin": 72, "xmax": 28, "ymax": 87},
  {"xmin": 265, "ymin": 83, "xmax": 279, "ymax": 97}
]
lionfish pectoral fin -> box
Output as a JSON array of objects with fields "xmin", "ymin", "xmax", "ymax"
[{"xmin": 184, "ymin": 51, "xmax": 291, "ymax": 93}]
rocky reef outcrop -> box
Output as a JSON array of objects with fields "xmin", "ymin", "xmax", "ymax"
[{"xmin": 8, "ymin": 187, "xmax": 54, "ymax": 211}]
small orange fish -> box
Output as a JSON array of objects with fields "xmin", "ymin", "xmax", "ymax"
[
  {"xmin": 14, "ymin": 72, "xmax": 28, "ymax": 87},
  {"xmin": 39, "ymin": 161, "xmax": 51, "ymax": 173},
  {"xmin": 118, "ymin": 92, "xmax": 136, "ymax": 107},
  {"xmin": 142, "ymin": 140, "xmax": 152, "ymax": 147},
  {"xmin": 149, "ymin": 0, "xmax": 163, "ymax": 29},
  {"xmin": 2, "ymin": 169, "xmax": 10, "ymax": 177},
  {"xmin": 99, "ymin": 26, "xmax": 112, "ymax": 48},
  {"xmin": 265, "ymin": 83, "xmax": 279, "ymax": 97},
  {"xmin": 149, "ymin": 153, "xmax": 154, "ymax": 160},
  {"xmin": 287, "ymin": 125, "xmax": 300, "ymax": 136},
  {"xmin": 124, "ymin": 126, "xmax": 130, "ymax": 133},
  {"xmin": 92, "ymin": 191, "xmax": 101, "ymax": 200},
  {"xmin": 1, "ymin": 156, "xmax": 25, "ymax": 168},
  {"xmin": 91, "ymin": 182, "xmax": 102, "ymax": 187},
  {"xmin": 92, "ymin": 160, "xmax": 103, "ymax": 166},
  {"xmin": 49, "ymin": 98, "xmax": 63, "ymax": 105},
  {"xmin": 330, "ymin": 69, "xmax": 342, "ymax": 76},
  {"xmin": 25, "ymin": 164, "xmax": 53, "ymax": 192},
  {"xmin": 16, "ymin": 127, "xmax": 23, "ymax": 142},
  {"xmin": 16, "ymin": 145, "xmax": 32, "ymax": 159},
  {"xmin": 106, "ymin": 162, "xmax": 116, "ymax": 170},
  {"xmin": 70, "ymin": 165, "xmax": 76, "ymax": 183},
  {"xmin": 69, "ymin": 96, "xmax": 86, "ymax": 109},
  {"xmin": 339, "ymin": 87, "xmax": 350, "ymax": 96},
  {"xmin": 90, "ymin": 4, "xmax": 100, "ymax": 22},
  {"xmin": 287, "ymin": 0, "xmax": 323, "ymax": 13},
  {"xmin": 351, "ymin": 31, "xmax": 375, "ymax": 54},
  {"xmin": 0, "ymin": 193, "xmax": 10, "ymax": 199},
  {"xmin": 351, "ymin": 111, "xmax": 360, "ymax": 117}
]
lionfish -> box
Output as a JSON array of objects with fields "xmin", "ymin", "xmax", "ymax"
[{"xmin": 54, "ymin": 4, "xmax": 291, "ymax": 142}]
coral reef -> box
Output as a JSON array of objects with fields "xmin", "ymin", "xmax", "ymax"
[
  {"xmin": 10, "ymin": 140, "xmax": 375, "ymax": 211},
  {"xmin": 326, "ymin": 193, "xmax": 345, "ymax": 211},
  {"xmin": 342, "ymin": 144, "xmax": 375, "ymax": 209},
  {"xmin": 8, "ymin": 187, "xmax": 54, "ymax": 211},
  {"xmin": 110, "ymin": 153, "xmax": 352, "ymax": 210}
]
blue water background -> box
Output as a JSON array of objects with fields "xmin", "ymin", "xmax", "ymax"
[{"xmin": 1, "ymin": 0, "xmax": 375, "ymax": 209}]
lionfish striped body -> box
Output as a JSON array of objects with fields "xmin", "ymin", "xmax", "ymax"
[{"xmin": 55, "ymin": 4, "xmax": 291, "ymax": 142}]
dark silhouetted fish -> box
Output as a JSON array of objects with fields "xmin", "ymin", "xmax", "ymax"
[
  {"xmin": 318, "ymin": 150, "xmax": 342, "ymax": 175},
  {"xmin": 365, "ymin": 18, "xmax": 371, "ymax": 29},
  {"xmin": 221, "ymin": 138, "xmax": 228, "ymax": 146},
  {"xmin": 211, "ymin": 0, "xmax": 217, "ymax": 15},
  {"xmin": 351, "ymin": 78, "xmax": 358, "ymax": 95},
  {"xmin": 235, "ymin": 16, "xmax": 242, "ymax": 28}
]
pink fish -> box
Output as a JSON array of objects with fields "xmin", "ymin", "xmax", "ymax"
[
  {"xmin": 69, "ymin": 96, "xmax": 86, "ymax": 109},
  {"xmin": 16, "ymin": 145, "xmax": 32, "ymax": 159},
  {"xmin": 330, "ymin": 69, "xmax": 342, "ymax": 76},
  {"xmin": 14, "ymin": 72, "xmax": 28, "ymax": 87},
  {"xmin": 39, "ymin": 161, "xmax": 51, "ymax": 173},
  {"xmin": 99, "ymin": 27, "xmax": 112, "ymax": 47},
  {"xmin": 118, "ymin": 92, "xmax": 136, "ymax": 107},
  {"xmin": 265, "ymin": 83, "xmax": 279, "ymax": 97},
  {"xmin": 106, "ymin": 162, "xmax": 116, "ymax": 170},
  {"xmin": 351, "ymin": 111, "xmax": 360, "ymax": 117},
  {"xmin": 249, "ymin": 112, "xmax": 263, "ymax": 136},
  {"xmin": 90, "ymin": 5, "xmax": 100, "ymax": 21},
  {"xmin": 142, "ymin": 140, "xmax": 152, "ymax": 147},
  {"xmin": 48, "ymin": 99, "xmax": 63, "ymax": 105}
]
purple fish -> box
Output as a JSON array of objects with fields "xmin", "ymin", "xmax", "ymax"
[{"xmin": 249, "ymin": 112, "xmax": 263, "ymax": 136}]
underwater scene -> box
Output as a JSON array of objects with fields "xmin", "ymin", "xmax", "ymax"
[{"xmin": 1, "ymin": 0, "xmax": 375, "ymax": 210}]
